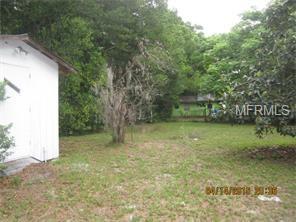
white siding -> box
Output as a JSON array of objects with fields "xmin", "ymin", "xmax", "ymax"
[{"xmin": 0, "ymin": 39, "xmax": 59, "ymax": 162}]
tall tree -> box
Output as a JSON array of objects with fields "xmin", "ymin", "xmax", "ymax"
[
  {"xmin": 98, "ymin": 41, "xmax": 173, "ymax": 143},
  {"xmin": 228, "ymin": 0, "xmax": 296, "ymax": 136},
  {"xmin": 0, "ymin": 0, "xmax": 216, "ymax": 130}
]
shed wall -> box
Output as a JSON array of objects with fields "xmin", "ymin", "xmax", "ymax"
[{"xmin": 0, "ymin": 39, "xmax": 59, "ymax": 162}]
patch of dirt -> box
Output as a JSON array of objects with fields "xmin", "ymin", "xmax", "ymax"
[
  {"xmin": 92, "ymin": 206, "xmax": 117, "ymax": 219},
  {"xmin": 0, "ymin": 163, "xmax": 56, "ymax": 188},
  {"xmin": 169, "ymin": 132, "xmax": 201, "ymax": 141},
  {"xmin": 0, "ymin": 163, "xmax": 60, "ymax": 220},
  {"xmin": 169, "ymin": 135, "xmax": 184, "ymax": 140},
  {"xmin": 24, "ymin": 164, "xmax": 57, "ymax": 182},
  {"xmin": 133, "ymin": 124, "xmax": 161, "ymax": 134},
  {"xmin": 247, "ymin": 146, "xmax": 296, "ymax": 164},
  {"xmin": 187, "ymin": 132, "xmax": 200, "ymax": 139}
]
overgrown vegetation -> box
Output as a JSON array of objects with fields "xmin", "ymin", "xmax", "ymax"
[{"xmin": 224, "ymin": 0, "xmax": 296, "ymax": 137}]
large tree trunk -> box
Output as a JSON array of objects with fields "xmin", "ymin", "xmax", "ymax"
[{"xmin": 112, "ymin": 125, "xmax": 125, "ymax": 143}]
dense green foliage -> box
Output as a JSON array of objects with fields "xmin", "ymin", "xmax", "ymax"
[
  {"xmin": 193, "ymin": 0, "xmax": 295, "ymax": 136},
  {"xmin": 1, "ymin": 0, "xmax": 295, "ymax": 136},
  {"xmin": 247, "ymin": 0, "xmax": 296, "ymax": 137},
  {"xmin": 1, "ymin": 0, "xmax": 207, "ymax": 134},
  {"xmin": 224, "ymin": 0, "xmax": 295, "ymax": 136}
]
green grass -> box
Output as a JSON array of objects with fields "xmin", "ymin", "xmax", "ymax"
[{"xmin": 0, "ymin": 122, "xmax": 295, "ymax": 221}]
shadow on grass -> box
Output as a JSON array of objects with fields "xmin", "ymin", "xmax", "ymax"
[{"xmin": 229, "ymin": 146, "xmax": 296, "ymax": 165}]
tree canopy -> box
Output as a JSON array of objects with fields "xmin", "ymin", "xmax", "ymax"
[{"xmin": 1, "ymin": 0, "xmax": 295, "ymax": 137}]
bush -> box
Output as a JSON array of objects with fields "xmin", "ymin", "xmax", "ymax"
[
  {"xmin": 0, "ymin": 124, "xmax": 14, "ymax": 163},
  {"xmin": 0, "ymin": 82, "xmax": 14, "ymax": 163}
]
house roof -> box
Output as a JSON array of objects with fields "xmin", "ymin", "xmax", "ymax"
[
  {"xmin": 180, "ymin": 94, "xmax": 223, "ymax": 104},
  {"xmin": 180, "ymin": 95, "xmax": 197, "ymax": 104},
  {"xmin": 0, "ymin": 34, "xmax": 76, "ymax": 74}
]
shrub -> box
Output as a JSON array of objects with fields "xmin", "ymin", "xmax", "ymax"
[{"xmin": 0, "ymin": 82, "xmax": 14, "ymax": 163}]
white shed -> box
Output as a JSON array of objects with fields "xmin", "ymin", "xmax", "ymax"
[{"xmin": 0, "ymin": 34, "xmax": 75, "ymax": 163}]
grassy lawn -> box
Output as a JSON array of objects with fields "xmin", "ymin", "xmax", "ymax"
[{"xmin": 0, "ymin": 122, "xmax": 295, "ymax": 221}]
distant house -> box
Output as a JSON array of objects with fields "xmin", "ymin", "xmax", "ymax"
[
  {"xmin": 180, "ymin": 93, "xmax": 221, "ymax": 104},
  {"xmin": 180, "ymin": 93, "xmax": 222, "ymax": 109},
  {"xmin": 0, "ymin": 34, "xmax": 75, "ymax": 163}
]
